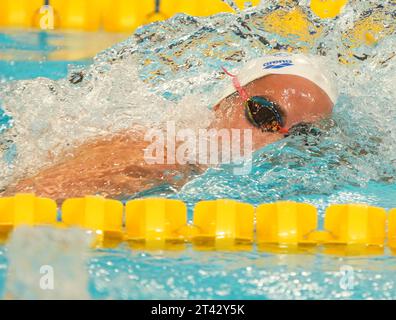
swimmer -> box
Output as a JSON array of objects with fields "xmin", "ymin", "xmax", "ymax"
[{"xmin": 4, "ymin": 53, "xmax": 338, "ymax": 203}]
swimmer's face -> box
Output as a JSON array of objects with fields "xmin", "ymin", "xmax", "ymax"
[{"xmin": 212, "ymin": 74, "xmax": 334, "ymax": 150}]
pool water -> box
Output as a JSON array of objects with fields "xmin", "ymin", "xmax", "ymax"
[
  {"xmin": 0, "ymin": 30, "xmax": 128, "ymax": 80},
  {"xmin": 0, "ymin": 1, "xmax": 396, "ymax": 299}
]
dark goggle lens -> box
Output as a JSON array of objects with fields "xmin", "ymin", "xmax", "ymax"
[{"xmin": 245, "ymin": 97, "xmax": 284, "ymax": 132}]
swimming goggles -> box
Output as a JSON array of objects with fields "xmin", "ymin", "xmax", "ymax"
[{"xmin": 222, "ymin": 67, "xmax": 288, "ymax": 134}]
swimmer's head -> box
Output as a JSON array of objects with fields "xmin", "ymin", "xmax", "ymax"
[{"xmin": 212, "ymin": 53, "xmax": 338, "ymax": 149}]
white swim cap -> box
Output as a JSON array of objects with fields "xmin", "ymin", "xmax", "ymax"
[{"xmin": 217, "ymin": 53, "xmax": 339, "ymax": 105}]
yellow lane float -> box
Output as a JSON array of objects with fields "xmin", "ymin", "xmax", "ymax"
[
  {"xmin": 0, "ymin": 194, "xmax": 57, "ymax": 243},
  {"xmin": 62, "ymin": 196, "xmax": 124, "ymax": 247},
  {"xmin": 0, "ymin": 0, "xmax": 351, "ymax": 33},
  {"xmin": 102, "ymin": 0, "xmax": 154, "ymax": 33},
  {"xmin": 310, "ymin": 0, "xmax": 348, "ymax": 19},
  {"xmin": 49, "ymin": 0, "xmax": 101, "ymax": 31},
  {"xmin": 323, "ymin": 204, "xmax": 386, "ymax": 246},
  {"xmin": 387, "ymin": 209, "xmax": 396, "ymax": 249},
  {"xmin": 0, "ymin": 194, "xmax": 394, "ymax": 255},
  {"xmin": 192, "ymin": 199, "xmax": 255, "ymax": 250},
  {"xmin": 262, "ymin": 6, "xmax": 322, "ymax": 45},
  {"xmin": 0, "ymin": 0, "xmax": 43, "ymax": 28},
  {"xmin": 125, "ymin": 198, "xmax": 188, "ymax": 249},
  {"xmin": 256, "ymin": 201, "xmax": 319, "ymax": 245},
  {"xmin": 320, "ymin": 204, "xmax": 387, "ymax": 256}
]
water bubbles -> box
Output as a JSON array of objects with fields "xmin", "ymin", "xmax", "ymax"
[
  {"xmin": 1, "ymin": 5, "xmax": 394, "ymax": 200},
  {"xmin": 5, "ymin": 226, "xmax": 92, "ymax": 299}
]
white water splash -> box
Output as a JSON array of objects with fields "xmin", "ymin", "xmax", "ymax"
[
  {"xmin": 5, "ymin": 226, "xmax": 92, "ymax": 299},
  {"xmin": 0, "ymin": 0, "xmax": 394, "ymax": 198}
]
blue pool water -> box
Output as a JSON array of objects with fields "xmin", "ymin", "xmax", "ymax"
[
  {"xmin": 0, "ymin": 31, "xmax": 91, "ymax": 81},
  {"xmin": 0, "ymin": 1, "xmax": 396, "ymax": 299}
]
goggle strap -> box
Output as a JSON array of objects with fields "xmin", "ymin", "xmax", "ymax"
[
  {"xmin": 222, "ymin": 66, "xmax": 249, "ymax": 101},
  {"xmin": 279, "ymin": 127, "xmax": 289, "ymax": 134}
]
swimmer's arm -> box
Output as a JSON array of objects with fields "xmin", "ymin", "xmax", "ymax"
[{"xmin": 4, "ymin": 132, "xmax": 202, "ymax": 204}]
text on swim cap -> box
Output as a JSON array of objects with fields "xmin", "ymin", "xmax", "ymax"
[{"xmin": 263, "ymin": 59, "xmax": 293, "ymax": 69}]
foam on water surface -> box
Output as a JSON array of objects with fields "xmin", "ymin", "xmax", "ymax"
[{"xmin": 5, "ymin": 226, "xmax": 91, "ymax": 299}]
